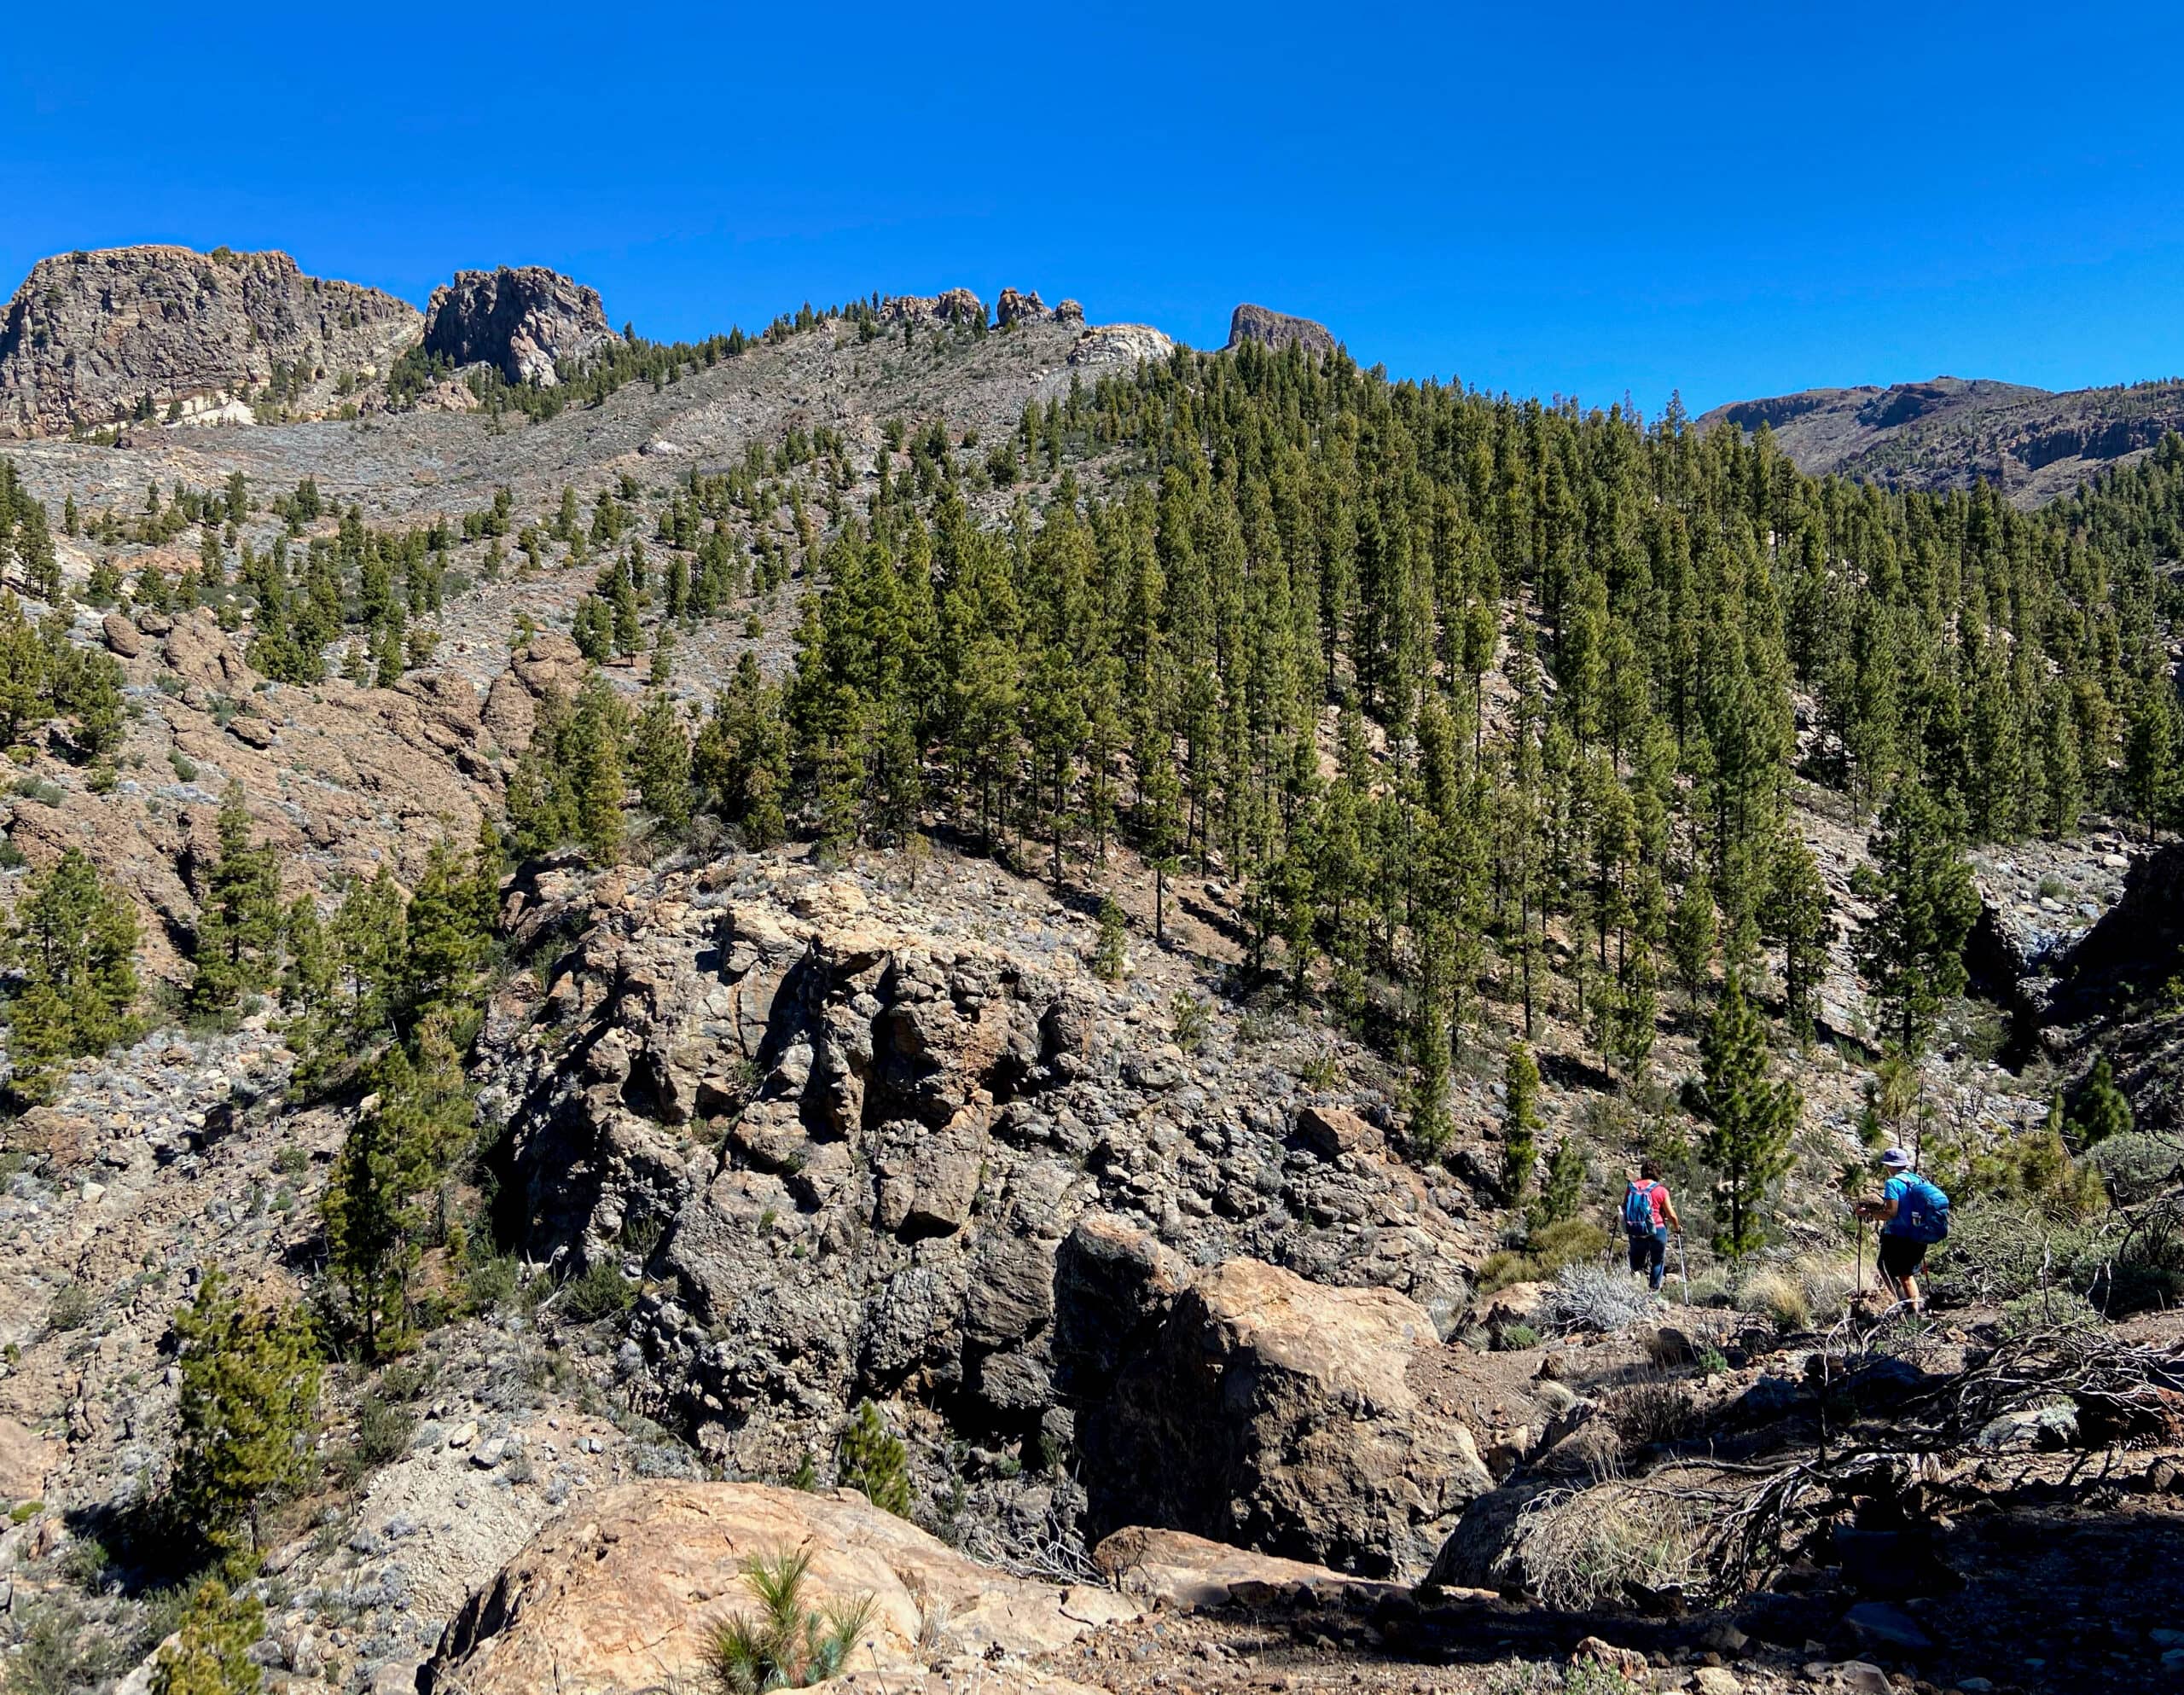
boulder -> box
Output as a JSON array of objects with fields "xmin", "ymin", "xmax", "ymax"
[
  {"xmin": 508, "ymin": 633, "xmax": 588, "ymax": 699},
  {"xmin": 933, "ymin": 287, "xmax": 986, "ymax": 329},
  {"xmin": 421, "ymin": 266, "xmax": 619, "ymax": 388},
  {"xmin": 1225, "ymin": 303, "xmax": 1338, "ymax": 357},
  {"xmin": 163, "ymin": 609, "xmax": 253, "ymax": 692},
  {"xmin": 1070, "ymin": 324, "xmax": 1175, "ymax": 369},
  {"xmin": 1572, "ymin": 1636, "xmax": 1650, "ymax": 1681},
  {"xmin": 101, "ymin": 612, "xmax": 142, "ymax": 659},
  {"xmin": 422, "ymin": 1482, "xmax": 1100, "ymax": 1694},
  {"xmin": 1094, "ymin": 1525, "xmax": 1420, "ymax": 1611},
  {"xmin": 1081, "ymin": 1257, "xmax": 1491, "ymax": 1579},
  {"xmin": 1292, "ymin": 1102, "xmax": 1375, "ymax": 1159}
]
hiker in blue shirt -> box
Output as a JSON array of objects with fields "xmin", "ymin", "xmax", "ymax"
[
  {"xmin": 1856, "ymin": 1146, "xmax": 1950, "ymax": 1314},
  {"xmin": 1620, "ymin": 1160, "xmax": 1683, "ymax": 1292}
]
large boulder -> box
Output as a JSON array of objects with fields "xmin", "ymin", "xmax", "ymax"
[
  {"xmin": 1080, "ymin": 1257, "xmax": 1491, "ymax": 1580},
  {"xmin": 422, "ymin": 265, "xmax": 619, "ymax": 387},
  {"xmin": 1225, "ymin": 302, "xmax": 1338, "ymax": 357},
  {"xmin": 1070, "ymin": 323, "xmax": 1176, "ymax": 369},
  {"xmin": 421, "ymin": 1481, "xmax": 1109, "ymax": 1694}
]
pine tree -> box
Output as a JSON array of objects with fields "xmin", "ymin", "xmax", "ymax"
[
  {"xmin": 1502, "ymin": 1042, "xmax": 1542, "ymax": 1204},
  {"xmin": 402, "ymin": 838, "xmax": 489, "ymax": 1029},
  {"xmin": 2066, "ymin": 1054, "xmax": 2134, "ymax": 1147},
  {"xmin": 1537, "ymin": 1136, "xmax": 1586, "ymax": 1227},
  {"xmin": 170, "ymin": 1271, "xmax": 321, "ymax": 1562},
  {"xmin": 2124, "ymin": 676, "xmax": 2178, "ymax": 845},
  {"xmin": 322, "ymin": 1026, "xmax": 473, "ymax": 1357},
  {"xmin": 2, "ymin": 847, "xmax": 139, "ymax": 1103},
  {"xmin": 152, "ymin": 1580, "xmax": 265, "ymax": 1695},
  {"xmin": 1695, "ymin": 972, "xmax": 1801, "ymax": 1257},
  {"xmin": 189, "ymin": 788, "xmax": 284, "ymax": 1017},
  {"xmin": 1764, "ymin": 835, "xmax": 1832, "ymax": 1041},
  {"xmin": 1859, "ymin": 778, "xmax": 1979, "ymax": 1058},
  {"xmin": 631, "ymin": 693, "xmax": 694, "ymax": 833},
  {"xmin": 1669, "ymin": 868, "xmax": 1717, "ymax": 1007}
]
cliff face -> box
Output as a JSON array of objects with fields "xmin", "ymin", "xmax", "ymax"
[
  {"xmin": 0, "ymin": 245, "xmax": 421, "ymax": 437},
  {"xmin": 421, "ymin": 265, "xmax": 619, "ymax": 386},
  {"xmin": 1224, "ymin": 301, "xmax": 1337, "ymax": 357}
]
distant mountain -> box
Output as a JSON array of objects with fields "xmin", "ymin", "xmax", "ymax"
[{"xmin": 1697, "ymin": 374, "xmax": 2184, "ymax": 507}]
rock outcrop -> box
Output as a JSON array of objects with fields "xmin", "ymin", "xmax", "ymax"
[
  {"xmin": 1070, "ymin": 323, "xmax": 1176, "ymax": 369},
  {"xmin": 996, "ymin": 287, "xmax": 1048, "ymax": 327},
  {"xmin": 422, "ymin": 265, "xmax": 619, "ymax": 387},
  {"xmin": 1224, "ymin": 302, "xmax": 1338, "ymax": 357},
  {"xmin": 422, "ymin": 1481, "xmax": 1117, "ymax": 1694},
  {"xmin": 478, "ymin": 855, "xmax": 1482, "ymax": 1564},
  {"xmin": 881, "ymin": 289, "xmax": 989, "ymax": 332},
  {"xmin": 0, "ymin": 246, "xmax": 421, "ymax": 438},
  {"xmin": 1080, "ymin": 1257, "xmax": 1492, "ymax": 1579}
]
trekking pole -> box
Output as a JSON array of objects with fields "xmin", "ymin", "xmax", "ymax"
[
  {"xmin": 1856, "ymin": 1219, "xmax": 1865, "ymax": 1299},
  {"xmin": 1680, "ymin": 1234, "xmax": 1690, "ymax": 1305}
]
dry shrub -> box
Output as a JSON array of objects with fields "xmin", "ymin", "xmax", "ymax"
[
  {"xmin": 1507, "ymin": 1481, "xmax": 1699, "ymax": 1610},
  {"xmin": 1539, "ymin": 1264, "xmax": 1657, "ymax": 1334},
  {"xmin": 1607, "ymin": 1379, "xmax": 1696, "ymax": 1448},
  {"xmin": 1734, "ymin": 1267, "xmax": 1809, "ymax": 1333}
]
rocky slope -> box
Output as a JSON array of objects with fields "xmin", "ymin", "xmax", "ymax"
[
  {"xmin": 0, "ymin": 249, "xmax": 2178, "ymax": 1695},
  {"xmin": 0, "ymin": 247, "xmax": 421, "ymax": 438},
  {"xmin": 1699, "ymin": 374, "xmax": 2184, "ymax": 506},
  {"xmin": 421, "ymin": 265, "xmax": 619, "ymax": 387}
]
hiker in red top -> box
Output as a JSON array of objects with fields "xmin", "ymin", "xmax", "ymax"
[{"xmin": 1621, "ymin": 1160, "xmax": 1683, "ymax": 1292}]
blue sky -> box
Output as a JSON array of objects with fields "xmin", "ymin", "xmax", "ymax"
[{"xmin": 4, "ymin": 2, "xmax": 2180, "ymax": 415}]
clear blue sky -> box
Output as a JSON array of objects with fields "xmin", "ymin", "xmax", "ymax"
[{"xmin": 5, "ymin": 2, "xmax": 2180, "ymax": 415}]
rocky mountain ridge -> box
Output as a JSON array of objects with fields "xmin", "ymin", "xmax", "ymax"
[{"xmin": 1699, "ymin": 372, "xmax": 2184, "ymax": 505}]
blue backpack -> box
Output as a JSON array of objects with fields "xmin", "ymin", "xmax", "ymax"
[
  {"xmin": 1623, "ymin": 1181, "xmax": 1661, "ymax": 1232},
  {"xmin": 1893, "ymin": 1175, "xmax": 1952, "ymax": 1244}
]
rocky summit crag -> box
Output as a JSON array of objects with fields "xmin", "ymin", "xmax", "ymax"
[
  {"xmin": 0, "ymin": 245, "xmax": 420, "ymax": 438},
  {"xmin": 1224, "ymin": 301, "xmax": 1338, "ymax": 357},
  {"xmin": 421, "ymin": 264, "xmax": 621, "ymax": 387}
]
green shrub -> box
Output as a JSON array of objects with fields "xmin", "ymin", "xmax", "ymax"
[
  {"xmin": 705, "ymin": 1548, "xmax": 874, "ymax": 1693},
  {"xmin": 1492, "ymin": 1322, "xmax": 1541, "ymax": 1351},
  {"xmin": 464, "ymin": 1255, "xmax": 521, "ymax": 1314},
  {"xmin": 1170, "ymin": 991, "xmax": 1211, "ymax": 1054},
  {"xmin": 561, "ymin": 1261, "xmax": 633, "ymax": 1323},
  {"xmin": 2088, "ymin": 1133, "xmax": 2180, "ymax": 1205},
  {"xmin": 838, "ymin": 1400, "xmax": 911, "ymax": 1518},
  {"xmin": 46, "ymin": 1283, "xmax": 92, "ymax": 1332},
  {"xmin": 2001, "ymin": 1287, "xmax": 2105, "ymax": 1336},
  {"xmin": 1092, "ymin": 898, "xmax": 1127, "ymax": 983},
  {"xmin": 1477, "ymin": 1219, "xmax": 1609, "ymax": 1293},
  {"xmin": 351, "ymin": 1393, "xmax": 415, "ymax": 1469}
]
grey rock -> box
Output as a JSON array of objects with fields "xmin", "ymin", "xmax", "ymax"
[
  {"xmin": 1844, "ymin": 1600, "xmax": 1932, "ymax": 1649},
  {"xmin": 421, "ymin": 265, "xmax": 619, "ymax": 387},
  {"xmin": 0, "ymin": 244, "xmax": 420, "ymax": 438},
  {"xmin": 1225, "ymin": 302, "xmax": 1338, "ymax": 357}
]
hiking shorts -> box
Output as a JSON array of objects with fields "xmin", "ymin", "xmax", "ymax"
[
  {"xmin": 1627, "ymin": 1226, "xmax": 1669, "ymax": 1290},
  {"xmin": 1879, "ymin": 1234, "xmax": 1928, "ymax": 1282}
]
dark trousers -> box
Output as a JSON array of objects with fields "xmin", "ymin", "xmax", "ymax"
[{"xmin": 1627, "ymin": 1226, "xmax": 1668, "ymax": 1291}]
